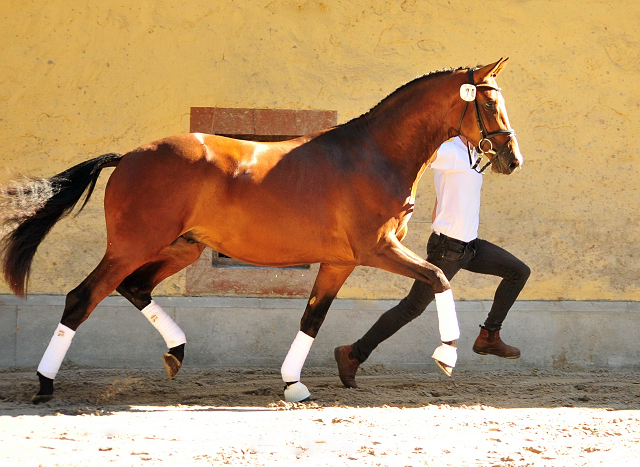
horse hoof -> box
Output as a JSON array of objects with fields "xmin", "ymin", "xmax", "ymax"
[
  {"xmin": 434, "ymin": 359, "xmax": 453, "ymax": 377},
  {"xmin": 431, "ymin": 343, "xmax": 457, "ymax": 377},
  {"xmin": 31, "ymin": 394, "xmax": 54, "ymax": 404},
  {"xmin": 283, "ymin": 382, "xmax": 311, "ymax": 402},
  {"xmin": 163, "ymin": 352, "xmax": 182, "ymax": 380}
]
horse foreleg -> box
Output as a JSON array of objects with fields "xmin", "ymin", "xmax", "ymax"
[
  {"xmin": 281, "ymin": 263, "xmax": 354, "ymax": 402},
  {"xmin": 116, "ymin": 237, "xmax": 205, "ymax": 379},
  {"xmin": 33, "ymin": 256, "xmax": 141, "ymax": 404},
  {"xmin": 362, "ymin": 236, "xmax": 459, "ymax": 375}
]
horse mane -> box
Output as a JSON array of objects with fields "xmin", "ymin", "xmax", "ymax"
[{"xmin": 339, "ymin": 66, "xmax": 471, "ymax": 128}]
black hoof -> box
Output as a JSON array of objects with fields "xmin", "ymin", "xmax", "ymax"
[
  {"xmin": 31, "ymin": 394, "xmax": 54, "ymax": 404},
  {"xmin": 32, "ymin": 372, "xmax": 54, "ymax": 404},
  {"xmin": 168, "ymin": 343, "xmax": 185, "ymax": 362},
  {"xmin": 163, "ymin": 353, "xmax": 182, "ymax": 380},
  {"xmin": 163, "ymin": 343, "xmax": 184, "ymax": 380}
]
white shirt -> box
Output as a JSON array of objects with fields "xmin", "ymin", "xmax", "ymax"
[{"xmin": 429, "ymin": 137, "xmax": 483, "ymax": 242}]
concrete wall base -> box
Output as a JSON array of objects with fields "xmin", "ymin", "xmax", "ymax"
[{"xmin": 1, "ymin": 295, "xmax": 639, "ymax": 372}]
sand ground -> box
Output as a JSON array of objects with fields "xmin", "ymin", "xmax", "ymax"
[{"xmin": 1, "ymin": 367, "xmax": 640, "ymax": 466}]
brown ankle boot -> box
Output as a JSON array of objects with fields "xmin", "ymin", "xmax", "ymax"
[
  {"xmin": 472, "ymin": 327, "xmax": 520, "ymax": 359},
  {"xmin": 334, "ymin": 345, "xmax": 361, "ymax": 388}
]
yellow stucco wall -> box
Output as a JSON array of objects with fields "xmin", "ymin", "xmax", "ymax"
[{"xmin": 1, "ymin": 1, "xmax": 639, "ymax": 300}]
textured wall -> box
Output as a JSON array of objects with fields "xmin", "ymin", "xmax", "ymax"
[{"xmin": 1, "ymin": 1, "xmax": 639, "ymax": 300}]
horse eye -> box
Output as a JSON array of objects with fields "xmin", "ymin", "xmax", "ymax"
[{"xmin": 484, "ymin": 101, "xmax": 497, "ymax": 111}]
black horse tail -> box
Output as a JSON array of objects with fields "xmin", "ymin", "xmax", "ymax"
[{"xmin": 0, "ymin": 153, "xmax": 122, "ymax": 297}]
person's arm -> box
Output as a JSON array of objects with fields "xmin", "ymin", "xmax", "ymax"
[{"xmin": 432, "ymin": 197, "xmax": 438, "ymax": 223}]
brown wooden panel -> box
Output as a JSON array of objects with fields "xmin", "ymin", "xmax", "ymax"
[
  {"xmin": 212, "ymin": 108, "xmax": 255, "ymax": 135},
  {"xmin": 189, "ymin": 107, "xmax": 215, "ymax": 133}
]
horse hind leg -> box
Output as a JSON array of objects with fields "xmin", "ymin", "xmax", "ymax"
[
  {"xmin": 116, "ymin": 236, "xmax": 205, "ymax": 380},
  {"xmin": 33, "ymin": 255, "xmax": 144, "ymax": 404}
]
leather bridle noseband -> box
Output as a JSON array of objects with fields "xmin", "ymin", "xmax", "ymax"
[{"xmin": 457, "ymin": 68, "xmax": 516, "ymax": 173}]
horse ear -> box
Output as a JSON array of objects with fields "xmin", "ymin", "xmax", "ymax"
[{"xmin": 475, "ymin": 57, "xmax": 509, "ymax": 81}]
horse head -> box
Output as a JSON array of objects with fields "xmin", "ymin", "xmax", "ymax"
[{"xmin": 457, "ymin": 58, "xmax": 523, "ymax": 175}]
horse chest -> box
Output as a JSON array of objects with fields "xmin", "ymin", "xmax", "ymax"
[{"xmin": 385, "ymin": 193, "xmax": 415, "ymax": 242}]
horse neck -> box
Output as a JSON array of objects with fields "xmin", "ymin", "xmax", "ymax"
[{"xmin": 358, "ymin": 73, "xmax": 462, "ymax": 183}]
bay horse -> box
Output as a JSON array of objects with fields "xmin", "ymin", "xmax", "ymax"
[{"xmin": 0, "ymin": 58, "xmax": 522, "ymax": 404}]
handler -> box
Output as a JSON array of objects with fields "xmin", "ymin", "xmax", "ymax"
[{"xmin": 334, "ymin": 136, "xmax": 530, "ymax": 388}]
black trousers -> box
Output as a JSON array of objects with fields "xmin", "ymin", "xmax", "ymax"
[{"xmin": 351, "ymin": 232, "xmax": 531, "ymax": 363}]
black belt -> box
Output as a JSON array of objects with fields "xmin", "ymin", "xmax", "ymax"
[{"xmin": 434, "ymin": 232, "xmax": 470, "ymax": 247}]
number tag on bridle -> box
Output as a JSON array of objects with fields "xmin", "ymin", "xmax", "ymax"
[{"xmin": 460, "ymin": 84, "xmax": 476, "ymax": 101}]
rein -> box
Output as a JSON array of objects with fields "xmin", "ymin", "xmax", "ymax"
[{"xmin": 457, "ymin": 68, "xmax": 516, "ymax": 173}]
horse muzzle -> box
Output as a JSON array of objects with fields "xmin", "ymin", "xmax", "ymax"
[{"xmin": 490, "ymin": 138, "xmax": 522, "ymax": 175}]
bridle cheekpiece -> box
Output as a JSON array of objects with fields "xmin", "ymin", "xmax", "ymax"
[{"xmin": 457, "ymin": 68, "xmax": 516, "ymax": 173}]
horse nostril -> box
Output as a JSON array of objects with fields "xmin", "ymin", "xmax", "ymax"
[{"xmin": 509, "ymin": 159, "xmax": 520, "ymax": 170}]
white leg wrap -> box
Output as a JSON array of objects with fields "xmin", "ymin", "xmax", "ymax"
[
  {"xmin": 37, "ymin": 323, "xmax": 76, "ymax": 379},
  {"xmin": 140, "ymin": 300, "xmax": 186, "ymax": 348},
  {"xmin": 435, "ymin": 289, "xmax": 460, "ymax": 342},
  {"xmin": 432, "ymin": 343, "xmax": 458, "ymax": 367},
  {"xmin": 281, "ymin": 331, "xmax": 314, "ymax": 383}
]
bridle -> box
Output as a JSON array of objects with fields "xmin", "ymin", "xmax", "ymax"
[{"xmin": 457, "ymin": 68, "xmax": 516, "ymax": 173}]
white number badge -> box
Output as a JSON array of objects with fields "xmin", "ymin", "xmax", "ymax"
[{"xmin": 460, "ymin": 84, "xmax": 476, "ymax": 102}]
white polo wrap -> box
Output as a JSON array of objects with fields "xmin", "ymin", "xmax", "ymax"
[
  {"xmin": 37, "ymin": 323, "xmax": 76, "ymax": 379},
  {"xmin": 435, "ymin": 289, "xmax": 460, "ymax": 342},
  {"xmin": 140, "ymin": 300, "xmax": 186, "ymax": 348},
  {"xmin": 281, "ymin": 330, "xmax": 314, "ymax": 383}
]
